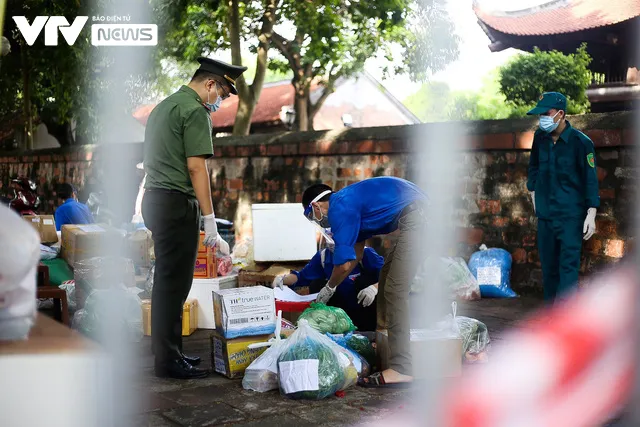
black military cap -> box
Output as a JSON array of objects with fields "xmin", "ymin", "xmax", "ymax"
[{"xmin": 196, "ymin": 57, "xmax": 248, "ymax": 95}]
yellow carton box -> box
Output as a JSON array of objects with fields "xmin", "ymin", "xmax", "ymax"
[
  {"xmin": 142, "ymin": 298, "xmax": 198, "ymax": 337},
  {"xmin": 210, "ymin": 330, "xmax": 272, "ymax": 378}
]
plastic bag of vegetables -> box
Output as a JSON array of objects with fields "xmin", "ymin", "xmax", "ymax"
[
  {"xmin": 278, "ymin": 319, "xmax": 357, "ymax": 400},
  {"xmin": 297, "ymin": 302, "xmax": 356, "ymax": 334},
  {"xmin": 455, "ymin": 316, "xmax": 490, "ymax": 355},
  {"xmin": 326, "ymin": 333, "xmax": 371, "ymax": 377}
]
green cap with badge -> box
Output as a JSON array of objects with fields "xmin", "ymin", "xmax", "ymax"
[{"xmin": 526, "ymin": 92, "xmax": 567, "ymax": 115}]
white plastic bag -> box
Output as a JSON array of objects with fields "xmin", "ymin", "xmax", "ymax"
[
  {"xmin": 242, "ymin": 339, "xmax": 286, "ymax": 392},
  {"xmin": 40, "ymin": 244, "xmax": 59, "ymax": 260},
  {"xmin": 0, "ymin": 205, "xmax": 40, "ymax": 341},
  {"xmin": 277, "ymin": 319, "xmax": 357, "ymax": 400},
  {"xmin": 440, "ymin": 257, "xmax": 481, "ymax": 301}
]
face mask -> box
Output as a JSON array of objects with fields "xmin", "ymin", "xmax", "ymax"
[
  {"xmin": 539, "ymin": 111, "xmax": 560, "ymax": 133},
  {"xmin": 205, "ymin": 84, "xmax": 222, "ymax": 112},
  {"xmin": 313, "ymin": 208, "xmax": 331, "ymax": 228}
]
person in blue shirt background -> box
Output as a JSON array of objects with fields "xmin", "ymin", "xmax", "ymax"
[
  {"xmin": 55, "ymin": 183, "xmax": 95, "ymax": 231},
  {"xmin": 301, "ymin": 176, "xmax": 428, "ymax": 388},
  {"xmin": 272, "ymin": 246, "xmax": 384, "ymax": 331}
]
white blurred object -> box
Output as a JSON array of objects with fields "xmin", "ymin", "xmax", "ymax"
[
  {"xmin": 443, "ymin": 266, "xmax": 636, "ymax": 427},
  {"xmin": 40, "ymin": 244, "xmax": 59, "ymax": 260},
  {"xmin": 251, "ymin": 203, "xmax": 317, "ymax": 262},
  {"xmin": 0, "ymin": 205, "xmax": 40, "ymax": 341}
]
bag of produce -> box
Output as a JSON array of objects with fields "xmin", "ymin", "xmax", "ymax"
[
  {"xmin": 455, "ymin": 316, "xmax": 490, "ymax": 356},
  {"xmin": 297, "ymin": 302, "xmax": 356, "ymax": 334},
  {"xmin": 326, "ymin": 333, "xmax": 371, "ymax": 377},
  {"xmin": 278, "ymin": 319, "xmax": 357, "ymax": 400},
  {"xmin": 346, "ymin": 333, "xmax": 376, "ymax": 368}
]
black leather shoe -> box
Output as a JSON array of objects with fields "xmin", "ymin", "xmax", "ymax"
[
  {"xmin": 181, "ymin": 353, "xmax": 201, "ymax": 366},
  {"xmin": 155, "ymin": 358, "xmax": 209, "ymax": 379}
]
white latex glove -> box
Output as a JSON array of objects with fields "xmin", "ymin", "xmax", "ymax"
[
  {"xmin": 316, "ymin": 284, "xmax": 336, "ymax": 304},
  {"xmin": 357, "ymin": 284, "xmax": 378, "ymax": 307},
  {"xmin": 530, "ymin": 191, "xmax": 536, "ymax": 213},
  {"xmin": 202, "ymin": 214, "xmax": 218, "ymax": 248},
  {"xmin": 272, "ymin": 275, "xmax": 285, "ymax": 290},
  {"xmin": 216, "ymin": 235, "xmax": 230, "ymax": 255},
  {"xmin": 583, "ymin": 208, "xmax": 597, "ymax": 241}
]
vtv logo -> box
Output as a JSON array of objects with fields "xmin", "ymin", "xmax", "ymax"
[{"xmin": 13, "ymin": 16, "xmax": 88, "ymax": 46}]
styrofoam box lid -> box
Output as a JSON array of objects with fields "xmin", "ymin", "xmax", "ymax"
[
  {"xmin": 251, "ymin": 203, "xmax": 304, "ymax": 211},
  {"xmin": 193, "ymin": 274, "xmax": 238, "ymax": 286},
  {"xmin": 214, "ymin": 285, "xmax": 274, "ymax": 296}
]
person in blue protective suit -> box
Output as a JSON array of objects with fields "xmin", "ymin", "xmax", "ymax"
[
  {"xmin": 272, "ymin": 245, "xmax": 384, "ymax": 332},
  {"xmin": 301, "ymin": 176, "xmax": 428, "ymax": 388},
  {"xmin": 55, "ymin": 183, "xmax": 94, "ymax": 231},
  {"xmin": 527, "ymin": 92, "xmax": 599, "ymax": 303}
]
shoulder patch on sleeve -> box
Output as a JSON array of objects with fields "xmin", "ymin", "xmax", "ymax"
[{"xmin": 587, "ymin": 152, "xmax": 595, "ymax": 168}]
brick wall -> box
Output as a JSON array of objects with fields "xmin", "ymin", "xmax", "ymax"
[{"xmin": 0, "ymin": 112, "xmax": 634, "ymax": 293}]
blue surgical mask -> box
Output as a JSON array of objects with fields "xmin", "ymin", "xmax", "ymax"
[
  {"xmin": 539, "ymin": 111, "xmax": 560, "ymax": 133},
  {"xmin": 205, "ymin": 90, "xmax": 222, "ymax": 112}
]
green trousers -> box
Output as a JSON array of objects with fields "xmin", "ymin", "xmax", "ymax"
[{"xmin": 537, "ymin": 218, "xmax": 583, "ymax": 302}]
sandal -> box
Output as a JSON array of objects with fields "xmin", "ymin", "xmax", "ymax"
[{"xmin": 357, "ymin": 372, "xmax": 413, "ymax": 389}]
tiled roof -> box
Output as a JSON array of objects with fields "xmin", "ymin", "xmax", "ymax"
[
  {"xmin": 133, "ymin": 81, "xmax": 320, "ymax": 130},
  {"xmin": 474, "ymin": 0, "xmax": 640, "ymax": 36}
]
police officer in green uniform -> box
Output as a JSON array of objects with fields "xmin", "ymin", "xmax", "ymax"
[
  {"xmin": 142, "ymin": 58, "xmax": 247, "ymax": 379},
  {"xmin": 526, "ymin": 92, "xmax": 599, "ymax": 303}
]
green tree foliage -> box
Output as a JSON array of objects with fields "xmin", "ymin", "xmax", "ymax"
[
  {"xmin": 498, "ymin": 44, "xmax": 592, "ymax": 114},
  {"xmin": 154, "ymin": 0, "xmax": 278, "ymax": 135},
  {"xmin": 271, "ymin": 0, "xmax": 459, "ymax": 130},
  {"xmin": 404, "ymin": 69, "xmax": 515, "ymax": 122}
]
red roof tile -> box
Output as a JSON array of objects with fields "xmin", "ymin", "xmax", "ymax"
[
  {"xmin": 474, "ymin": 0, "xmax": 640, "ymax": 36},
  {"xmin": 133, "ymin": 81, "xmax": 320, "ymax": 130}
]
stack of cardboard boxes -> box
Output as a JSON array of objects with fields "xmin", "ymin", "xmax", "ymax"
[
  {"xmin": 194, "ymin": 231, "xmax": 217, "ymax": 279},
  {"xmin": 210, "ymin": 286, "xmax": 276, "ymax": 378}
]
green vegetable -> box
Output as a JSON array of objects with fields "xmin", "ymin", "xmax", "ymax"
[
  {"xmin": 298, "ymin": 302, "xmax": 356, "ymax": 334},
  {"xmin": 346, "ymin": 334, "xmax": 376, "ymax": 369}
]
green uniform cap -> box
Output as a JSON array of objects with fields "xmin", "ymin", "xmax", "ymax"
[{"xmin": 527, "ymin": 92, "xmax": 567, "ymax": 115}]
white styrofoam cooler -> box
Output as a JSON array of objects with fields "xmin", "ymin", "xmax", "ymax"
[
  {"xmin": 187, "ymin": 274, "xmax": 238, "ymax": 329},
  {"xmin": 251, "ymin": 203, "xmax": 317, "ymax": 262}
]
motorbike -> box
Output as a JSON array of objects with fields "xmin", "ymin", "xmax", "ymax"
[{"xmin": 3, "ymin": 177, "xmax": 41, "ymax": 216}]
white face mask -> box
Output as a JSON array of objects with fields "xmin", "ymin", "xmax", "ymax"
[
  {"xmin": 539, "ymin": 111, "xmax": 560, "ymax": 133},
  {"xmin": 205, "ymin": 83, "xmax": 222, "ymax": 112}
]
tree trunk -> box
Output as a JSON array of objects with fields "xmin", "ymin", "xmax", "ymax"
[
  {"xmin": 293, "ymin": 80, "xmax": 310, "ymax": 131},
  {"xmin": 230, "ymin": 0, "xmax": 276, "ymax": 136},
  {"xmin": 20, "ymin": 41, "xmax": 33, "ymax": 151}
]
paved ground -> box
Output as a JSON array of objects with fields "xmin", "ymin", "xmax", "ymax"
[{"xmin": 133, "ymin": 297, "xmax": 549, "ymax": 427}]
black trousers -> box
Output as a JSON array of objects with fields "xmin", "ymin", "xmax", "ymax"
[{"xmin": 142, "ymin": 189, "xmax": 200, "ymax": 363}]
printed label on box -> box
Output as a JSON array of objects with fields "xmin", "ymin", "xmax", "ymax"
[{"xmin": 214, "ymin": 287, "xmax": 276, "ymax": 338}]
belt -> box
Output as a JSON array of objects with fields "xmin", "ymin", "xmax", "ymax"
[
  {"xmin": 399, "ymin": 201, "xmax": 424, "ymax": 218},
  {"xmin": 145, "ymin": 188, "xmax": 193, "ymax": 198}
]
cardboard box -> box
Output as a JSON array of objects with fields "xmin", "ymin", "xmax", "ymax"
[
  {"xmin": 210, "ymin": 330, "xmax": 272, "ymax": 378},
  {"xmin": 24, "ymin": 215, "xmax": 58, "ymax": 244},
  {"xmin": 198, "ymin": 231, "xmax": 212, "ymax": 254},
  {"xmin": 141, "ymin": 298, "xmax": 198, "ymax": 336},
  {"xmin": 126, "ymin": 229, "xmax": 153, "ymax": 267},
  {"xmin": 213, "ymin": 286, "xmax": 276, "ymax": 339},
  {"xmin": 61, "ymin": 224, "xmax": 122, "ymax": 268},
  {"xmin": 194, "ymin": 252, "xmax": 217, "ymax": 279},
  {"xmin": 376, "ymin": 329, "xmax": 462, "ymax": 378},
  {"xmin": 238, "ymin": 263, "xmax": 305, "ymax": 288}
]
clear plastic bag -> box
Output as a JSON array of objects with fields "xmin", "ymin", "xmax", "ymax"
[
  {"xmin": 441, "ymin": 257, "xmax": 481, "ymax": 301},
  {"xmin": 74, "ymin": 257, "xmax": 136, "ymax": 291},
  {"xmin": 297, "ymin": 302, "xmax": 357, "ymax": 335},
  {"xmin": 242, "ymin": 339, "xmax": 286, "ymax": 393},
  {"xmin": 59, "ymin": 280, "xmax": 77, "ymax": 312},
  {"xmin": 72, "ymin": 284, "xmax": 143, "ymax": 343},
  {"xmin": 40, "ymin": 244, "xmax": 59, "ymax": 260},
  {"xmin": 145, "ymin": 263, "xmax": 155, "ymax": 295},
  {"xmin": 455, "ymin": 316, "xmax": 490, "ymax": 355},
  {"xmin": 326, "ymin": 333, "xmax": 371, "ymax": 377},
  {"xmin": 277, "ymin": 320, "xmax": 357, "ymax": 400}
]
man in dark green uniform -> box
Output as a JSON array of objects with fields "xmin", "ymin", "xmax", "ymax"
[
  {"xmin": 527, "ymin": 92, "xmax": 599, "ymax": 303},
  {"xmin": 142, "ymin": 58, "xmax": 246, "ymax": 379}
]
